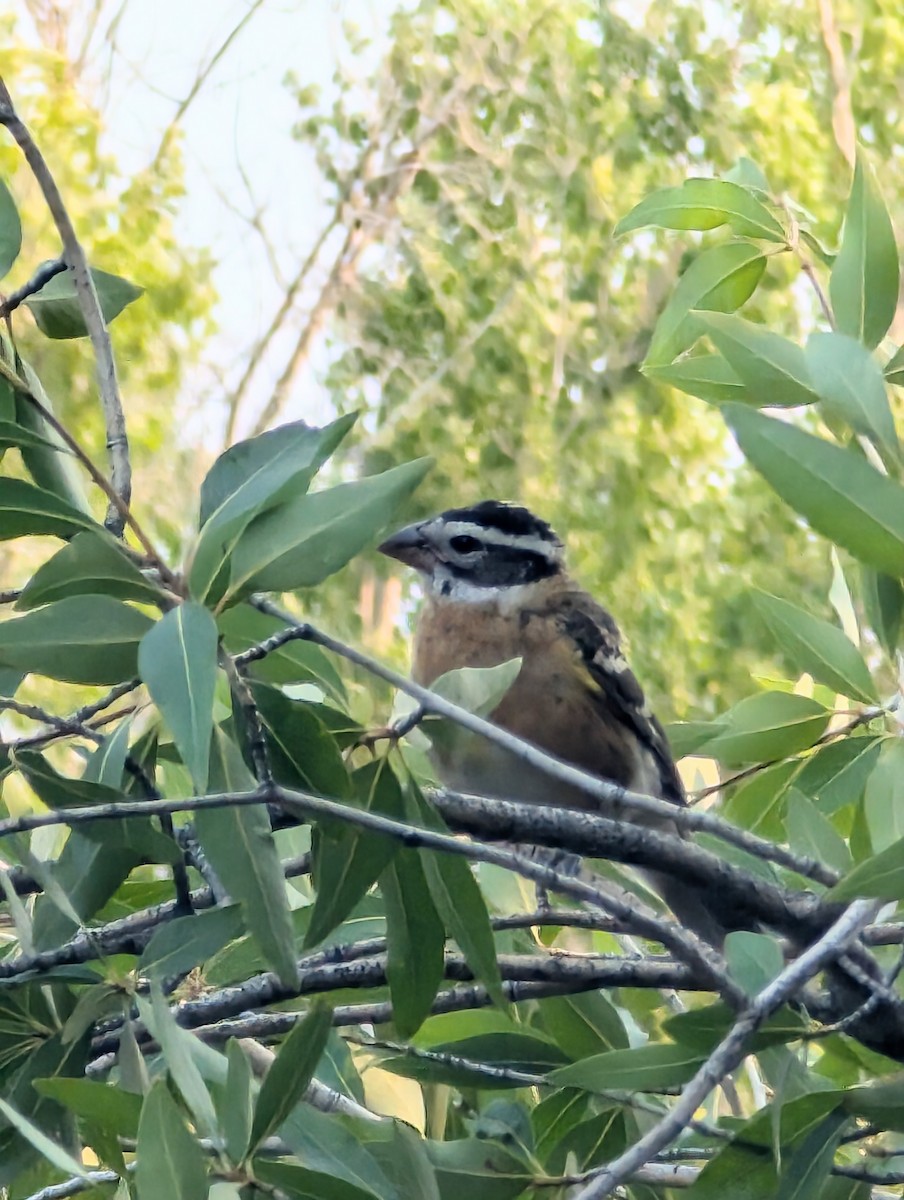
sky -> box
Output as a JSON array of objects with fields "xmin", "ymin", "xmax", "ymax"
[{"xmin": 15, "ymin": 0, "xmax": 400, "ymax": 437}]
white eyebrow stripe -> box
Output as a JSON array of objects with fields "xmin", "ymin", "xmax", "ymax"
[{"xmin": 437, "ymin": 520, "xmax": 563, "ymax": 559}]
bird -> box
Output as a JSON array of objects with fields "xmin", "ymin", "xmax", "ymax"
[{"xmin": 378, "ymin": 498, "xmax": 726, "ymax": 946}]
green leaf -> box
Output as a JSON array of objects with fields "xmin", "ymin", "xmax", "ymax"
[
  {"xmin": 549, "ymin": 1042, "xmax": 705, "ymax": 1092},
  {"xmin": 785, "ymin": 788, "xmax": 852, "ymax": 874},
  {"xmin": 222, "ymin": 1039, "xmax": 253, "ymax": 1164},
  {"xmin": 806, "ymin": 331, "xmax": 901, "ymax": 468},
  {"xmin": 252, "ymin": 1160, "xmax": 381, "ymax": 1200},
  {"xmin": 305, "ymin": 760, "xmax": 403, "ymax": 949},
  {"xmin": 426, "ymin": 1137, "xmax": 531, "ymax": 1200},
  {"xmin": 861, "ymin": 568, "xmax": 904, "ymax": 656},
  {"xmin": 0, "ymin": 476, "xmax": 98, "ymax": 541},
  {"xmin": 541, "ymin": 993, "xmax": 629, "ymax": 1059},
  {"xmin": 695, "ymin": 312, "xmax": 819, "ymax": 408},
  {"xmin": 725, "ymin": 931, "xmax": 784, "ymax": 996},
  {"xmin": 0, "ymin": 180, "xmax": 22, "ymax": 280},
  {"xmin": 774, "ymin": 1108, "xmax": 847, "ymax": 1200},
  {"xmin": 195, "ymin": 726, "xmax": 299, "ymax": 987},
  {"xmin": 645, "ymin": 354, "xmax": 748, "ymax": 404},
  {"xmin": 201, "ymin": 415, "xmax": 356, "ymax": 527},
  {"xmin": 422, "ymin": 659, "xmax": 521, "ymax": 755},
  {"xmin": 24, "ymin": 265, "xmax": 143, "ymax": 339},
  {"xmin": 253, "ymin": 682, "xmax": 350, "ymax": 798},
  {"xmin": 723, "ymin": 404, "xmax": 904, "ymax": 577},
  {"xmin": 381, "ymin": 849, "xmax": 445, "ymax": 1037},
  {"xmin": 382, "ymin": 1032, "xmax": 567, "ymax": 1088},
  {"xmin": 751, "ymin": 590, "xmax": 877, "ymax": 703},
  {"xmin": 829, "ymin": 155, "xmax": 900, "ymax": 348},
  {"xmin": 218, "ymin": 604, "xmax": 346, "ymax": 700},
  {"xmin": 0, "ymin": 1095, "xmax": 90, "ymax": 1179},
  {"xmin": 863, "ymin": 739, "xmax": 904, "ymax": 853},
  {"xmin": 723, "ymin": 761, "xmax": 800, "ymax": 839},
  {"xmin": 702, "ymin": 692, "xmax": 829, "ymax": 764},
  {"xmin": 724, "ymin": 157, "xmax": 771, "ymax": 192},
  {"xmin": 645, "ymin": 242, "xmax": 767, "ymax": 367},
  {"xmin": 279, "ymin": 1100, "xmax": 399, "ymax": 1199},
  {"xmin": 16, "ymin": 531, "xmax": 164, "ymax": 610},
  {"xmin": 250, "ymin": 1005, "xmax": 333, "ymax": 1150},
  {"xmin": 665, "ymin": 720, "xmax": 728, "ymax": 759},
  {"xmin": 135, "ymin": 1079, "xmax": 209, "ymax": 1200},
  {"xmin": 885, "ymin": 343, "xmax": 904, "ymax": 386},
  {"xmin": 139, "ymin": 904, "xmax": 244, "ymax": 981},
  {"xmin": 137, "ymin": 986, "xmax": 219, "ymax": 1141},
  {"xmin": 0, "ymin": 418, "xmax": 66, "ymax": 453},
  {"xmin": 11, "ymin": 356, "xmax": 92, "ymax": 514},
  {"xmin": 794, "ymin": 734, "xmax": 882, "ymax": 816},
  {"xmin": 139, "ymin": 603, "xmax": 219, "ymax": 793},
  {"xmin": 0, "ymin": 595, "xmax": 153, "ymax": 685},
  {"xmin": 407, "ymin": 782, "xmax": 506, "ymax": 1010},
  {"xmin": 223, "ymin": 457, "xmax": 433, "ymax": 605},
  {"xmin": 191, "ymin": 414, "xmax": 355, "ymax": 601},
  {"xmin": 829, "ymin": 832, "xmax": 904, "ymax": 901},
  {"xmin": 15, "ymin": 747, "xmax": 124, "ymax": 809},
  {"xmin": 32, "ymin": 1078, "xmax": 142, "ymax": 1139},
  {"xmin": 616, "ymin": 179, "xmax": 785, "ymax": 241}
]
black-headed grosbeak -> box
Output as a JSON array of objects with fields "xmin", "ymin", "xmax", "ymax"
[{"xmin": 379, "ymin": 499, "xmax": 724, "ymax": 945}]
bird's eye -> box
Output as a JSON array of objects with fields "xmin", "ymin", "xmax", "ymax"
[{"xmin": 449, "ymin": 534, "xmax": 482, "ymax": 554}]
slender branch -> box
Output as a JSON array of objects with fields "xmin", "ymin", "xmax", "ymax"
[
  {"xmin": 571, "ymin": 898, "xmax": 882, "ymax": 1200},
  {"xmin": 0, "ymin": 77, "xmax": 130, "ymax": 532},
  {"xmin": 0, "ymin": 257, "xmax": 66, "ymax": 318},
  {"xmin": 242, "ymin": 605, "xmax": 843, "ymax": 890}
]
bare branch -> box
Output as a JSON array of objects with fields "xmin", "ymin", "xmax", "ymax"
[
  {"xmin": 0, "ymin": 77, "xmax": 130, "ymax": 532},
  {"xmin": 0, "ymin": 257, "xmax": 66, "ymax": 318},
  {"xmin": 572, "ymin": 898, "xmax": 882, "ymax": 1200}
]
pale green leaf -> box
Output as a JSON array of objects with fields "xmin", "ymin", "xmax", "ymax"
[
  {"xmin": 752, "ymin": 590, "xmax": 877, "ymax": 703},
  {"xmin": 806, "ymin": 332, "xmax": 901, "ymax": 467},
  {"xmin": 645, "ymin": 354, "xmax": 747, "ymax": 404},
  {"xmin": 696, "ymin": 312, "xmax": 819, "ymax": 408},
  {"xmin": 724, "ymin": 404, "xmax": 904, "ymax": 577},
  {"xmin": 550, "ymin": 1043, "xmax": 706, "ymax": 1092},
  {"xmin": 0, "ymin": 180, "xmax": 22, "ymax": 280},
  {"xmin": 703, "ymin": 691, "xmax": 829, "ymax": 764},
  {"xmin": 0, "ymin": 1095, "xmax": 90, "ymax": 1179},
  {"xmin": 725, "ymin": 931, "xmax": 784, "ymax": 997},
  {"xmin": 16, "ymin": 531, "xmax": 163, "ymax": 610},
  {"xmin": 135, "ymin": 1079, "xmax": 209, "ymax": 1200}
]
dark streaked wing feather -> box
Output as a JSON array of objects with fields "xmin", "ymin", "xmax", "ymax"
[{"xmin": 556, "ymin": 592, "xmax": 686, "ymax": 808}]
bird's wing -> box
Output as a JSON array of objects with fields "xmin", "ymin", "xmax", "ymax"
[{"xmin": 555, "ymin": 591, "xmax": 686, "ymax": 807}]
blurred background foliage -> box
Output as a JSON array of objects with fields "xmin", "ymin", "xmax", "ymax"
[{"xmin": 5, "ymin": 0, "xmax": 904, "ymax": 717}]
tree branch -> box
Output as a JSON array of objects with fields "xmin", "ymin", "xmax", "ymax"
[
  {"xmin": 0, "ymin": 77, "xmax": 131, "ymax": 532},
  {"xmin": 571, "ymin": 898, "xmax": 882, "ymax": 1200}
]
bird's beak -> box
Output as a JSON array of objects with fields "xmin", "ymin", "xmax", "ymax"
[{"xmin": 378, "ymin": 521, "xmax": 433, "ymax": 571}]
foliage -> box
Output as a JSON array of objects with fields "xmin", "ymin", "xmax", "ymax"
[
  {"xmin": 283, "ymin": 0, "xmax": 904, "ymax": 717},
  {"xmin": 3, "ymin": 14, "xmax": 904, "ymax": 1200}
]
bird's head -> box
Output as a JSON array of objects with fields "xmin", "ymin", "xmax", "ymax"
[{"xmin": 378, "ymin": 500, "xmax": 565, "ymax": 601}]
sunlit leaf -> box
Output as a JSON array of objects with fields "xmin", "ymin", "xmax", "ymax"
[
  {"xmin": 616, "ymin": 178, "xmax": 785, "ymax": 241},
  {"xmin": 645, "ymin": 242, "xmax": 766, "ymax": 367},
  {"xmin": 829, "ymin": 155, "xmax": 900, "ymax": 348},
  {"xmin": 724, "ymin": 404, "xmax": 904, "ymax": 577},
  {"xmin": 24, "ymin": 265, "xmax": 143, "ymax": 339},
  {"xmin": 139, "ymin": 602, "xmax": 219, "ymax": 793}
]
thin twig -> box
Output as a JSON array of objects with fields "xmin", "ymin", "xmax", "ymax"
[
  {"xmin": 571, "ymin": 898, "xmax": 882, "ymax": 1200},
  {"xmin": 0, "ymin": 257, "xmax": 66, "ymax": 318},
  {"xmin": 0, "ymin": 77, "xmax": 130, "ymax": 532}
]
